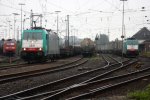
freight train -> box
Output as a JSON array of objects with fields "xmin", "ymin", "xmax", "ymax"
[
  {"xmin": 59, "ymin": 45, "xmax": 82, "ymax": 57},
  {"xmin": 20, "ymin": 28, "xmax": 96, "ymax": 62},
  {"xmin": 96, "ymin": 38, "xmax": 139, "ymax": 57},
  {"xmin": 20, "ymin": 27, "xmax": 83, "ymax": 63}
]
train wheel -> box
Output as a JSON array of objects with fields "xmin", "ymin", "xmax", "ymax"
[
  {"xmin": 28, "ymin": 60, "xmax": 31, "ymax": 64},
  {"xmin": 51, "ymin": 58, "xmax": 54, "ymax": 62}
]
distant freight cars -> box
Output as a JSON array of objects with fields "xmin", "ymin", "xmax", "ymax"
[
  {"xmin": 80, "ymin": 38, "xmax": 95, "ymax": 57},
  {"xmin": 60, "ymin": 45, "xmax": 82, "ymax": 57},
  {"xmin": 20, "ymin": 27, "xmax": 82, "ymax": 63},
  {"xmin": 96, "ymin": 38, "xmax": 139, "ymax": 57},
  {"xmin": 20, "ymin": 28, "xmax": 60, "ymax": 62}
]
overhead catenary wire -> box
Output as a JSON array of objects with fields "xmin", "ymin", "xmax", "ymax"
[
  {"xmin": 0, "ymin": 2, "xmax": 30, "ymax": 13},
  {"xmin": 0, "ymin": 0, "xmax": 150, "ymax": 40}
]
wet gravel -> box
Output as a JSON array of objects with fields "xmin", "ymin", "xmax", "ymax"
[
  {"xmin": 0, "ymin": 55, "xmax": 148, "ymax": 100},
  {"xmin": 92, "ymin": 57, "xmax": 150, "ymax": 100},
  {"xmin": 0, "ymin": 56, "xmax": 81, "ymax": 76},
  {"xmin": 50, "ymin": 57, "xmax": 146, "ymax": 99},
  {"xmin": 0, "ymin": 56, "xmax": 105, "ymax": 96},
  {"xmin": 93, "ymin": 76, "xmax": 150, "ymax": 99}
]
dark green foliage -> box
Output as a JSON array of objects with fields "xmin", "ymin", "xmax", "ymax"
[{"xmin": 127, "ymin": 84, "xmax": 150, "ymax": 100}]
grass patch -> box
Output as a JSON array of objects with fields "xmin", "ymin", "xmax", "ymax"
[
  {"xmin": 140, "ymin": 52, "xmax": 150, "ymax": 57},
  {"xmin": 127, "ymin": 84, "xmax": 150, "ymax": 100},
  {"xmin": 89, "ymin": 54, "xmax": 103, "ymax": 60}
]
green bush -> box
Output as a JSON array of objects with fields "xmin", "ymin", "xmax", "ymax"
[
  {"xmin": 140, "ymin": 52, "xmax": 150, "ymax": 57},
  {"xmin": 127, "ymin": 85, "xmax": 150, "ymax": 100}
]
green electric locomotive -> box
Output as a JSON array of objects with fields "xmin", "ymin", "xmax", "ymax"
[
  {"xmin": 123, "ymin": 38, "xmax": 139, "ymax": 57},
  {"xmin": 20, "ymin": 28, "xmax": 60, "ymax": 63}
]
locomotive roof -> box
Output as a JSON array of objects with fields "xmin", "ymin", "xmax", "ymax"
[
  {"xmin": 24, "ymin": 28, "xmax": 54, "ymax": 33},
  {"xmin": 125, "ymin": 38, "xmax": 136, "ymax": 40},
  {"xmin": 32, "ymin": 27, "xmax": 45, "ymax": 30}
]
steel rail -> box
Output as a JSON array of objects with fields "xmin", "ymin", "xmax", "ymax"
[
  {"xmin": 0, "ymin": 55, "xmax": 129, "ymax": 99},
  {"xmin": 0, "ymin": 57, "xmax": 84, "ymax": 84},
  {"xmin": 0, "ymin": 55, "xmax": 109, "ymax": 99},
  {"xmin": 13, "ymin": 58, "xmax": 130, "ymax": 100},
  {"xmin": 41, "ymin": 60, "xmax": 137, "ymax": 100},
  {"xmin": 0, "ymin": 56, "xmax": 82, "ymax": 70},
  {"xmin": 42, "ymin": 60, "xmax": 144, "ymax": 100},
  {"xmin": 105, "ymin": 54, "xmax": 120, "ymax": 64},
  {"xmin": 67, "ymin": 73, "xmax": 150, "ymax": 100},
  {"xmin": 0, "ymin": 57, "xmax": 20, "ymax": 63}
]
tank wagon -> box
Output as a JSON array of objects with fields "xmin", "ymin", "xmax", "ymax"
[
  {"xmin": 3, "ymin": 39, "xmax": 17, "ymax": 56},
  {"xmin": 80, "ymin": 38, "xmax": 95, "ymax": 57},
  {"xmin": 20, "ymin": 28, "xmax": 60, "ymax": 62}
]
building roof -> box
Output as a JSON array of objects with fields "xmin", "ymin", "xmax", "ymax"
[{"xmin": 132, "ymin": 27, "xmax": 150, "ymax": 41}]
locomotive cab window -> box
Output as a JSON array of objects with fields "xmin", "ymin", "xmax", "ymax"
[
  {"xmin": 46, "ymin": 34, "xmax": 48, "ymax": 40},
  {"xmin": 23, "ymin": 32, "xmax": 42, "ymax": 40}
]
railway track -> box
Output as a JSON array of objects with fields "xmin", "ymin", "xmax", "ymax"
[
  {"xmin": 0, "ymin": 55, "xmax": 131, "ymax": 100},
  {"xmin": 43, "ymin": 60, "xmax": 146, "ymax": 100},
  {"xmin": 0, "ymin": 56, "xmax": 21, "ymax": 63},
  {"xmin": 0, "ymin": 56, "xmax": 81, "ymax": 71},
  {"xmin": 38, "ymin": 60, "xmax": 138, "ymax": 100},
  {"xmin": 66, "ymin": 72, "xmax": 150, "ymax": 100},
  {"xmin": 103, "ymin": 54, "xmax": 121, "ymax": 64},
  {"xmin": 0, "ymin": 57, "xmax": 85, "ymax": 84},
  {"xmin": 0, "ymin": 62, "xmax": 27, "ymax": 70}
]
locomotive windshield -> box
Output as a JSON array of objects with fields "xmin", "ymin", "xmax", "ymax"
[{"xmin": 23, "ymin": 32, "xmax": 42, "ymax": 40}]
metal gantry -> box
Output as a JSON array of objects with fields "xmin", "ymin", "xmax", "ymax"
[
  {"xmin": 12, "ymin": 13, "xmax": 19, "ymax": 39},
  {"xmin": 120, "ymin": 0, "xmax": 127, "ymax": 59},
  {"xmin": 55, "ymin": 11, "xmax": 61, "ymax": 35},
  {"xmin": 19, "ymin": 3, "xmax": 25, "ymax": 39}
]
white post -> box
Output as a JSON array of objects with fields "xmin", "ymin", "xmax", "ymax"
[
  {"xmin": 120, "ymin": 0, "xmax": 127, "ymax": 59},
  {"xmin": 55, "ymin": 11, "xmax": 61, "ymax": 34},
  {"xmin": 12, "ymin": 13, "xmax": 19, "ymax": 40},
  {"xmin": 19, "ymin": 3, "xmax": 25, "ymax": 40}
]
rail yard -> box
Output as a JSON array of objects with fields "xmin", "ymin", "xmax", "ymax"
[
  {"xmin": 0, "ymin": 0, "xmax": 150, "ymax": 100},
  {"xmin": 0, "ymin": 54, "xmax": 149, "ymax": 100}
]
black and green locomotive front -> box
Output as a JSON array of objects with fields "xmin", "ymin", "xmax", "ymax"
[
  {"xmin": 20, "ymin": 29, "xmax": 47, "ymax": 62},
  {"xmin": 123, "ymin": 38, "xmax": 139, "ymax": 57}
]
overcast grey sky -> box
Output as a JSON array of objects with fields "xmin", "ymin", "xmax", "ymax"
[{"xmin": 0, "ymin": 0, "xmax": 150, "ymax": 41}]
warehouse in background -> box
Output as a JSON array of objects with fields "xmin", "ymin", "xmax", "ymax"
[{"xmin": 132, "ymin": 27, "xmax": 150, "ymax": 52}]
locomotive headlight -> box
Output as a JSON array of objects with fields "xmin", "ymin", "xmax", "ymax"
[
  {"xmin": 31, "ymin": 41, "xmax": 34, "ymax": 44},
  {"xmin": 39, "ymin": 48, "xmax": 42, "ymax": 51},
  {"xmin": 10, "ymin": 43, "xmax": 14, "ymax": 45},
  {"xmin": 23, "ymin": 48, "xmax": 26, "ymax": 51}
]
